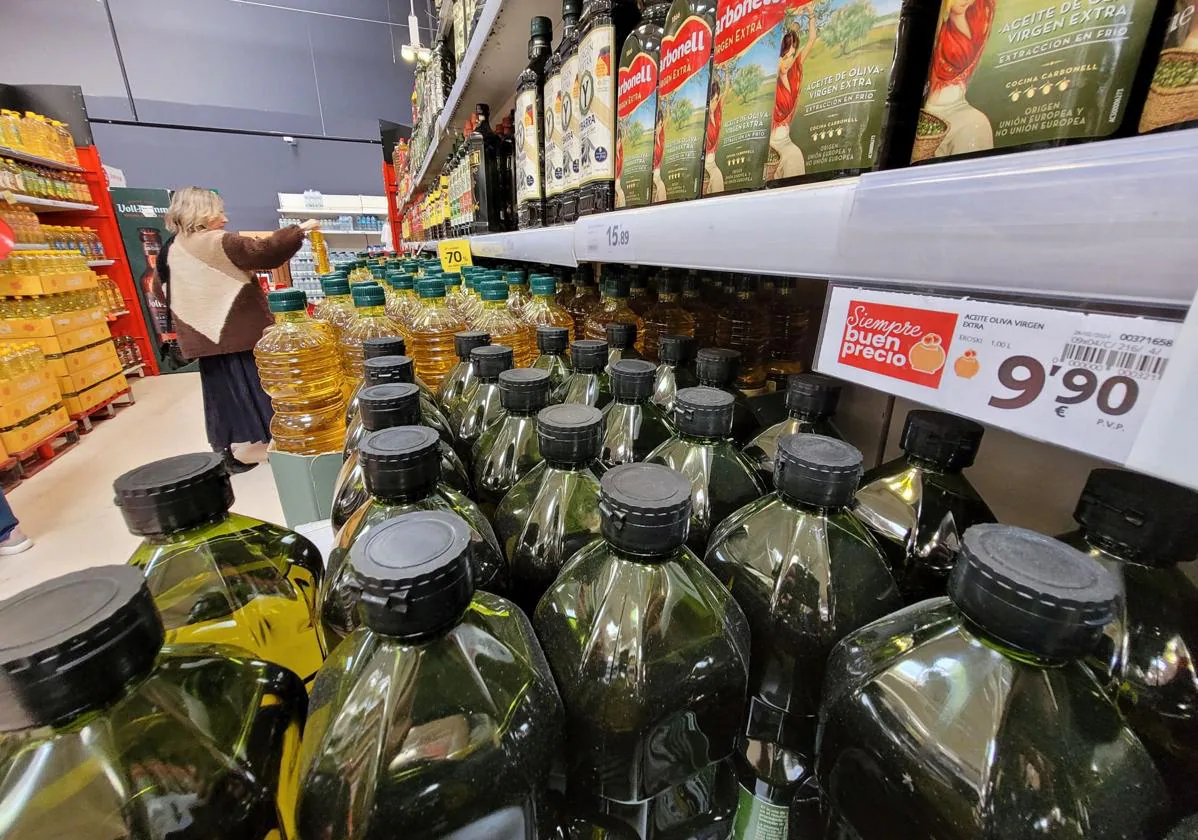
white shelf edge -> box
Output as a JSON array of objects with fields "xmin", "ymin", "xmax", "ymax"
[
  {"xmin": 88, "ymin": 259, "xmax": 115, "ymax": 267},
  {"xmin": 12, "ymin": 242, "xmax": 48, "ymax": 251},
  {"xmin": 3, "ymin": 193, "xmax": 97, "ymax": 212},
  {"xmin": 319, "ymin": 229, "xmax": 384, "ymax": 236},
  {"xmin": 277, "ymin": 208, "xmax": 388, "ymax": 217},
  {"xmin": 0, "ymin": 145, "xmax": 85, "ymax": 172}
]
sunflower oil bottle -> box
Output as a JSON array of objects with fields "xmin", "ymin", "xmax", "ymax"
[
  {"xmin": 584, "ymin": 272, "xmax": 643, "ymax": 345},
  {"xmin": 339, "ymin": 283, "xmax": 404, "ymax": 382},
  {"xmin": 475, "ymin": 279, "xmax": 537, "ymax": 366},
  {"xmin": 254, "ymin": 289, "xmax": 346, "ymax": 454},
  {"xmin": 640, "ymin": 270, "xmax": 695, "ymax": 362},
  {"xmin": 716, "ymin": 276, "xmax": 771, "ymax": 390},
  {"xmin": 522, "ymin": 273, "xmax": 574, "ymax": 331},
  {"xmin": 565, "ymin": 268, "xmax": 600, "ymax": 340},
  {"xmin": 408, "ymin": 278, "xmax": 466, "ymax": 389},
  {"xmin": 505, "ymin": 269, "xmax": 532, "ymax": 317},
  {"xmin": 385, "ymin": 270, "xmax": 421, "ymax": 328}
]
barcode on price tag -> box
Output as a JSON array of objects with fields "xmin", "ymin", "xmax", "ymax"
[{"xmin": 815, "ymin": 287, "xmax": 1181, "ymax": 463}]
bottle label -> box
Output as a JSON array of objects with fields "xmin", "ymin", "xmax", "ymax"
[
  {"xmin": 453, "ymin": 0, "xmax": 467, "ymax": 60},
  {"xmin": 657, "ymin": 8, "xmax": 715, "ymax": 201},
  {"xmin": 1140, "ymin": 0, "xmax": 1198, "ymax": 132},
  {"xmin": 617, "ymin": 42, "xmax": 661, "ymax": 207},
  {"xmin": 913, "ymin": 0, "xmax": 1157, "ymax": 162},
  {"xmin": 579, "ymin": 23, "xmax": 618, "ymax": 186},
  {"xmin": 545, "ymin": 70, "xmax": 565, "ymax": 197},
  {"xmin": 562, "ymin": 51, "xmax": 583, "ymax": 189},
  {"xmin": 516, "ymin": 87, "xmax": 544, "ymax": 203},
  {"xmin": 732, "ymin": 784, "xmax": 789, "ymax": 840},
  {"xmin": 708, "ymin": 0, "xmax": 793, "ymax": 193}
]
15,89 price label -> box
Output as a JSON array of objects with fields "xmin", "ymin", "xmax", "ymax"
[{"xmin": 816, "ymin": 287, "xmax": 1179, "ymax": 463}]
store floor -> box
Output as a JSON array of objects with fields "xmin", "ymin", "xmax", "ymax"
[{"xmin": 0, "ymin": 373, "xmax": 284, "ymax": 600}]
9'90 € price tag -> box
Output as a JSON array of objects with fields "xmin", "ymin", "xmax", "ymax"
[{"xmin": 815, "ymin": 287, "xmax": 1180, "ymax": 463}]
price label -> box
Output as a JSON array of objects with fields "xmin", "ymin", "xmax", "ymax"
[
  {"xmin": 816, "ymin": 287, "xmax": 1180, "ymax": 463},
  {"xmin": 437, "ymin": 239, "xmax": 473, "ymax": 273},
  {"xmin": 579, "ymin": 218, "xmax": 637, "ymax": 261}
]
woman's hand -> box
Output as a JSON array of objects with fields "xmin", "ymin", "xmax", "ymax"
[{"xmin": 299, "ymin": 219, "xmax": 321, "ymax": 233}]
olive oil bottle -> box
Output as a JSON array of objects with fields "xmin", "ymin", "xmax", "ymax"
[
  {"xmin": 601, "ymin": 358, "xmax": 675, "ymax": 467},
  {"xmin": 655, "ymin": 0, "xmax": 716, "ymax": 201},
  {"xmin": 695, "ymin": 347, "xmax": 762, "ymax": 444},
  {"xmin": 555, "ymin": 338, "xmax": 614, "ymax": 407},
  {"xmin": 743, "ymin": 373, "xmax": 841, "ymax": 486},
  {"xmin": 472, "ymin": 368, "xmax": 551, "ymax": 516},
  {"xmin": 455, "ymin": 344, "xmax": 515, "ymax": 456},
  {"xmin": 344, "ymin": 334, "xmax": 408, "ymax": 425},
  {"xmin": 546, "ymin": 0, "xmax": 584, "ymax": 225},
  {"xmin": 651, "ymin": 332, "xmax": 699, "ymax": 414},
  {"xmin": 438, "ymin": 330, "xmax": 491, "ymax": 423},
  {"xmin": 616, "ymin": 0, "xmax": 671, "ymax": 208},
  {"xmin": 517, "ymin": 17, "xmax": 554, "ymax": 228},
  {"xmin": 532, "ymin": 324, "xmax": 574, "ymax": 390},
  {"xmin": 343, "ymin": 354, "xmax": 455, "ymax": 458}
]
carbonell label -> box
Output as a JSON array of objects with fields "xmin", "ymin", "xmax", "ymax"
[
  {"xmin": 515, "ymin": 87, "xmax": 543, "ymax": 204},
  {"xmin": 616, "ymin": 51, "xmax": 660, "ymax": 207},
  {"xmin": 544, "ymin": 70, "xmax": 564, "ymax": 197},
  {"xmin": 578, "ymin": 24, "xmax": 617, "ymax": 186},
  {"xmin": 656, "ymin": 7, "xmax": 715, "ymax": 201}
]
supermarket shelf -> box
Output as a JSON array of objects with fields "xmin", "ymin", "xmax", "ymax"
[
  {"xmin": 106, "ymin": 309, "xmax": 130, "ymax": 321},
  {"xmin": 0, "ymin": 145, "xmax": 84, "ymax": 172},
  {"xmin": 88, "ymin": 259, "xmax": 115, "ymax": 267},
  {"xmin": 437, "ymin": 0, "xmax": 455, "ymax": 37},
  {"xmin": 12, "ymin": 242, "xmax": 47, "ymax": 251},
  {"xmin": 4, "ymin": 193, "xmax": 98, "ymax": 212},
  {"xmin": 320, "ymin": 228, "xmax": 383, "ymax": 236},
  {"xmin": 122, "ymin": 363, "xmax": 146, "ymax": 378},
  {"xmin": 469, "ymin": 226, "xmax": 577, "ymax": 266},
  {"xmin": 277, "ymin": 208, "xmax": 387, "ymax": 217}
]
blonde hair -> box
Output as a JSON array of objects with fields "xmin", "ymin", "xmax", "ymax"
[{"xmin": 166, "ymin": 186, "xmax": 225, "ymax": 234}]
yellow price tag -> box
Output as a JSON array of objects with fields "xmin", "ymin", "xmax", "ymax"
[{"xmin": 438, "ymin": 239, "xmax": 473, "ymax": 274}]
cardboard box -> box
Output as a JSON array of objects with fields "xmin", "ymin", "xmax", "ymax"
[
  {"xmin": 58, "ymin": 353, "xmax": 123, "ymax": 396},
  {"xmin": 0, "ymin": 272, "xmax": 97, "ymax": 296},
  {"xmin": 0, "ymin": 371, "xmax": 61, "ymax": 427},
  {"xmin": 0, "ymin": 406, "xmax": 70, "ymax": 453},
  {"xmin": 45, "ymin": 339, "xmax": 118, "ymax": 379},
  {"xmin": 14, "ymin": 322, "xmax": 111, "ymax": 356},
  {"xmin": 62, "ymin": 372, "xmax": 128, "ymax": 416},
  {"xmin": 266, "ymin": 448, "xmax": 342, "ymax": 528},
  {"xmin": 0, "ymin": 307, "xmax": 105, "ymax": 339}
]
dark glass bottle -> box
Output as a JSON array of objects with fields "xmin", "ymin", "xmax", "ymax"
[
  {"xmin": 116, "ymin": 452, "xmax": 324, "ymax": 683},
  {"xmin": 706, "ymin": 434, "xmax": 901, "ymax": 837},
  {"xmin": 332, "ymin": 383, "xmax": 472, "ymax": 530},
  {"xmin": 1060, "ymin": 468, "xmax": 1198, "ymax": 821},
  {"xmin": 517, "ymin": 16, "xmax": 554, "ymax": 229},
  {"xmin": 565, "ymin": 267, "xmax": 600, "ymax": 339},
  {"xmin": 472, "ymin": 368, "xmax": 550, "ymax": 516},
  {"xmin": 555, "ymin": 338, "xmax": 613, "ymax": 408},
  {"xmin": 601, "ymin": 358, "xmax": 674, "ymax": 468},
  {"xmin": 320, "ymin": 426, "xmax": 504, "ymax": 649},
  {"xmin": 647, "ymin": 386, "xmax": 766, "ymax": 554},
  {"xmin": 439, "ymin": 330, "xmax": 492, "ymax": 424},
  {"xmin": 604, "ymin": 321, "xmax": 643, "ymax": 367},
  {"xmin": 0, "ymin": 565, "xmax": 308, "ymax": 839},
  {"xmin": 532, "ymin": 324, "xmax": 573, "ymax": 391},
  {"xmin": 695, "ymin": 347, "xmax": 762, "ymax": 445},
  {"xmin": 343, "ymin": 334, "xmax": 407, "ymax": 425},
  {"xmin": 548, "ymin": 0, "xmax": 585, "ymax": 225},
  {"xmin": 343, "ymin": 355, "xmax": 454, "ymax": 458},
  {"xmin": 466, "ymin": 103, "xmax": 505, "ymax": 233},
  {"xmin": 854, "ymin": 409, "xmax": 996, "ymax": 603},
  {"xmin": 639, "ymin": 271, "xmax": 695, "ymax": 362},
  {"xmin": 535, "ymin": 462, "xmax": 750, "ymax": 839},
  {"xmin": 743, "ymin": 373, "xmax": 841, "ymax": 487},
  {"xmin": 495, "ymin": 403, "xmax": 606, "ymax": 614},
  {"xmin": 298, "ymin": 512, "xmax": 563, "ymax": 839},
  {"xmin": 455, "ymin": 344, "xmax": 514, "ymax": 457},
  {"xmin": 818, "ymin": 524, "xmax": 1170, "ymax": 840},
  {"xmin": 615, "ymin": 0, "xmax": 670, "ymax": 209},
  {"xmin": 651, "ymin": 332, "xmax": 699, "ymax": 414}
]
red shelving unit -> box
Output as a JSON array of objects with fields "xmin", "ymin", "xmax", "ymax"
[{"xmin": 383, "ymin": 160, "xmax": 403, "ymax": 251}]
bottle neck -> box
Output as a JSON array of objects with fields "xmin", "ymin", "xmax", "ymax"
[
  {"xmin": 484, "ymin": 299, "xmax": 508, "ymax": 312},
  {"xmin": 356, "ymin": 304, "xmax": 386, "ymax": 318},
  {"xmin": 657, "ymin": 290, "xmax": 678, "ymax": 303},
  {"xmin": 534, "ymin": 292, "xmax": 556, "ymax": 304},
  {"xmin": 143, "ymin": 509, "xmax": 232, "ymax": 544},
  {"xmin": 776, "ymin": 492, "xmax": 844, "ymax": 516},
  {"xmin": 678, "ymin": 429, "xmax": 724, "ymax": 444},
  {"xmin": 961, "ymin": 615, "xmax": 1070, "ymax": 669},
  {"xmin": 789, "ymin": 408, "xmax": 829, "ymax": 424},
  {"xmin": 529, "ymin": 39, "xmax": 551, "ymax": 61},
  {"xmin": 608, "ymin": 540, "xmax": 678, "ymax": 565},
  {"xmin": 273, "ymin": 310, "xmax": 308, "ymax": 325},
  {"xmin": 373, "ymin": 485, "xmax": 436, "ymax": 506},
  {"xmin": 905, "ymin": 453, "xmax": 960, "ymax": 474}
]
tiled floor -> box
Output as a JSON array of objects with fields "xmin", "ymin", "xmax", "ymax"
[{"xmin": 0, "ymin": 373, "xmax": 284, "ymax": 600}]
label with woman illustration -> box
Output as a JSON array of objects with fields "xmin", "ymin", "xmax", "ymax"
[
  {"xmin": 912, "ymin": 0, "xmax": 1160, "ymax": 161},
  {"xmin": 656, "ymin": 0, "xmax": 717, "ymax": 201},
  {"xmin": 616, "ymin": 18, "xmax": 665, "ymax": 207},
  {"xmin": 1139, "ymin": 0, "xmax": 1198, "ymax": 132}
]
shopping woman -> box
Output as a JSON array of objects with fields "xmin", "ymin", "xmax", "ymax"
[{"xmin": 160, "ymin": 186, "xmax": 318, "ymax": 473}]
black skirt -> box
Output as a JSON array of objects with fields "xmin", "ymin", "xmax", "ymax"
[{"xmin": 198, "ymin": 350, "xmax": 273, "ymax": 450}]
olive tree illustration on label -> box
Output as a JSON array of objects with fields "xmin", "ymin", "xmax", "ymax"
[
  {"xmin": 617, "ymin": 51, "xmax": 661, "ymax": 207},
  {"xmin": 657, "ymin": 4, "xmax": 716, "ymax": 202},
  {"xmin": 1139, "ymin": 0, "xmax": 1198, "ymax": 132},
  {"xmin": 913, "ymin": 0, "xmax": 1159, "ymax": 161}
]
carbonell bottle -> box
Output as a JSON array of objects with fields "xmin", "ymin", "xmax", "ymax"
[
  {"xmin": 616, "ymin": 0, "xmax": 671, "ymax": 208},
  {"xmin": 654, "ymin": 0, "xmax": 716, "ymax": 201}
]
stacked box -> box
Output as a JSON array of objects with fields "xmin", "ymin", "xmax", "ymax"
[
  {"xmin": 62, "ymin": 372, "xmax": 128, "ymax": 416},
  {"xmin": 0, "ymin": 272, "xmax": 97, "ymax": 297},
  {"xmin": 45, "ymin": 339, "xmax": 120, "ymax": 380},
  {"xmin": 0, "ymin": 406, "xmax": 71, "ymax": 453}
]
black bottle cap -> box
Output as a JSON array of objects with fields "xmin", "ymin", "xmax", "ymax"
[
  {"xmin": 599, "ymin": 463, "xmax": 692, "ymax": 555},
  {"xmin": 364, "ymin": 355, "xmax": 416, "ymax": 386},
  {"xmin": 359, "ymin": 426, "xmax": 442, "ymax": 500},
  {"xmin": 562, "ymin": 0, "xmax": 582, "ymax": 17},
  {"xmin": 900, "ymin": 410, "xmax": 985, "ymax": 470},
  {"xmin": 695, "ymin": 347, "xmax": 740, "ymax": 388},
  {"xmin": 536, "ymin": 325, "xmax": 569, "ymax": 355},
  {"xmin": 659, "ymin": 334, "xmax": 695, "ymax": 366},
  {"xmin": 610, "ymin": 359, "xmax": 656, "ymax": 402},
  {"xmin": 605, "ymin": 322, "xmax": 637, "ymax": 350},
  {"xmin": 113, "ymin": 453, "xmax": 233, "ymax": 536},
  {"xmin": 949, "ymin": 524, "xmax": 1119, "ymax": 660},
  {"xmin": 786, "ymin": 373, "xmax": 841, "ymax": 419},
  {"xmin": 472, "ymin": 344, "xmax": 513, "ymax": 380},
  {"xmin": 775, "ymin": 434, "xmax": 862, "ymax": 508},
  {"xmin": 538, "ymin": 403, "xmax": 604, "ymax": 465},
  {"xmin": 571, "ymin": 339, "xmax": 607, "ymax": 373},
  {"xmin": 530, "ymin": 15, "xmax": 552, "ymax": 38},
  {"xmin": 359, "ymin": 383, "xmax": 422, "ymax": 432},
  {"xmin": 362, "ymin": 336, "xmax": 406, "ymax": 360},
  {"xmin": 1072, "ymin": 468, "xmax": 1198, "ymax": 567},
  {"xmin": 454, "ymin": 330, "xmax": 491, "ymax": 360},
  {"xmin": 499, "ymin": 368, "xmax": 551, "ymax": 413},
  {"xmin": 674, "ymin": 387, "xmax": 734, "ymax": 437},
  {"xmin": 0, "ymin": 566, "xmax": 165, "ymax": 731},
  {"xmin": 349, "ymin": 511, "xmax": 473, "ymax": 639}
]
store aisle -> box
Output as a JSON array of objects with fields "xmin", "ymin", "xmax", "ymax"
[{"xmin": 0, "ymin": 373, "xmax": 284, "ymax": 600}]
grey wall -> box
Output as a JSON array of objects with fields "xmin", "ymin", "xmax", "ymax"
[{"xmin": 1, "ymin": 0, "xmax": 432, "ymax": 230}]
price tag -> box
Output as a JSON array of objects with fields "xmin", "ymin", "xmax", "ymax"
[
  {"xmin": 816, "ymin": 287, "xmax": 1180, "ymax": 463},
  {"xmin": 579, "ymin": 218, "xmax": 637, "ymax": 262},
  {"xmin": 437, "ymin": 239, "xmax": 473, "ymax": 273}
]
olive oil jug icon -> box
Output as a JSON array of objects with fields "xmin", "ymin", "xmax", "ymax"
[{"xmin": 909, "ymin": 334, "xmax": 947, "ymax": 374}]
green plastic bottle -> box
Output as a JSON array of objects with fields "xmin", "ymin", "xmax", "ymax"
[
  {"xmin": 494, "ymin": 403, "xmax": 606, "ymax": 614},
  {"xmin": 647, "ymin": 386, "xmax": 766, "ymax": 555},
  {"xmin": 706, "ymin": 434, "xmax": 901, "ymax": 837},
  {"xmin": 438, "ymin": 330, "xmax": 491, "ymax": 423},
  {"xmin": 116, "ymin": 452, "xmax": 324, "ymax": 683},
  {"xmin": 605, "ymin": 321, "xmax": 642, "ymax": 368},
  {"xmin": 818, "ymin": 524, "xmax": 1170, "ymax": 840},
  {"xmin": 742, "ymin": 374, "xmax": 842, "ymax": 487},
  {"xmin": 455, "ymin": 344, "xmax": 515, "ymax": 457},
  {"xmin": 342, "ymin": 355, "xmax": 455, "ymax": 458},
  {"xmin": 554, "ymin": 339, "xmax": 612, "ymax": 407},
  {"xmin": 854, "ymin": 409, "xmax": 996, "ymax": 602},
  {"xmin": 651, "ymin": 333, "xmax": 699, "ymax": 415},
  {"xmin": 694, "ymin": 347, "xmax": 762, "ymax": 445},
  {"xmin": 472, "ymin": 368, "xmax": 550, "ymax": 516},
  {"xmin": 320, "ymin": 426, "xmax": 504, "ymax": 650},
  {"xmin": 531, "ymin": 324, "xmax": 573, "ymax": 391},
  {"xmin": 0, "ymin": 566, "xmax": 309, "ymax": 839},
  {"xmin": 343, "ymin": 334, "xmax": 408, "ymax": 425},
  {"xmin": 332, "ymin": 383, "xmax": 472, "ymax": 530},
  {"xmin": 1061, "ymin": 468, "xmax": 1198, "ymax": 821},
  {"xmin": 298, "ymin": 512, "xmax": 564, "ymax": 839},
  {"xmin": 600, "ymin": 359, "xmax": 674, "ymax": 468}
]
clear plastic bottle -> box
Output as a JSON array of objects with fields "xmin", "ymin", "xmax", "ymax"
[
  {"xmin": 604, "ymin": 321, "xmax": 642, "ymax": 368},
  {"xmin": 384, "ymin": 270, "xmax": 421, "ymax": 328},
  {"xmin": 767, "ymin": 276, "xmax": 811, "ymax": 383},
  {"xmin": 343, "ymin": 355, "xmax": 455, "ymax": 457},
  {"xmin": 652, "ymin": 333, "xmax": 699, "ymax": 415},
  {"xmin": 695, "ymin": 347, "xmax": 762, "ymax": 445},
  {"xmin": 531, "ymin": 324, "xmax": 573, "ymax": 391},
  {"xmin": 116, "ymin": 452, "xmax": 325, "ymax": 683},
  {"xmin": 601, "ymin": 359, "xmax": 675, "ymax": 469},
  {"xmin": 343, "ymin": 334, "xmax": 408, "ymax": 424},
  {"xmin": 474, "ymin": 279, "xmax": 537, "ymax": 366},
  {"xmin": 0, "ymin": 565, "xmax": 310, "ymax": 840},
  {"xmin": 627, "ymin": 269, "xmax": 656, "ymax": 316},
  {"xmin": 584, "ymin": 273, "xmax": 644, "ymax": 344},
  {"xmin": 715, "ymin": 275, "xmax": 771, "ymax": 390},
  {"xmin": 565, "ymin": 268, "xmax": 601, "ymax": 339},
  {"xmin": 339, "ymin": 283, "xmax": 404, "ymax": 383},
  {"xmin": 319, "ymin": 425, "xmax": 504, "ymax": 649},
  {"xmin": 472, "ymin": 368, "xmax": 550, "ymax": 515},
  {"xmin": 456, "ymin": 344, "xmax": 514, "ymax": 456},
  {"xmin": 681, "ymin": 273, "xmax": 718, "ymax": 350},
  {"xmin": 254, "ymin": 289, "xmax": 346, "ymax": 454},
  {"xmin": 639, "ymin": 271, "xmax": 695, "ymax": 362},
  {"xmin": 522, "ymin": 272, "xmax": 575, "ymax": 330},
  {"xmin": 743, "ymin": 373, "xmax": 841, "ymax": 486},
  {"xmin": 505, "ymin": 269, "xmax": 533, "ymax": 317},
  {"xmin": 554, "ymin": 338, "xmax": 612, "ymax": 408},
  {"xmin": 439, "ymin": 330, "xmax": 491, "ymax": 423},
  {"xmin": 407, "ymin": 278, "xmax": 467, "ymax": 389},
  {"xmin": 298, "ymin": 512, "xmax": 563, "ymax": 840}
]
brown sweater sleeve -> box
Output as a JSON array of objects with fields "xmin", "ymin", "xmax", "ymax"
[{"xmin": 221, "ymin": 226, "xmax": 305, "ymax": 271}]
